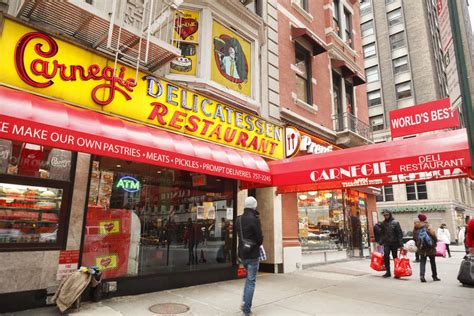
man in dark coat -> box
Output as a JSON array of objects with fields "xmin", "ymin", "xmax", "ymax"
[
  {"xmin": 235, "ymin": 196, "xmax": 263, "ymax": 316},
  {"xmin": 380, "ymin": 210, "xmax": 403, "ymax": 278}
]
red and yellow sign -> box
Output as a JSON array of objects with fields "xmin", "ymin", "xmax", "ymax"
[
  {"xmin": 0, "ymin": 19, "xmax": 283, "ymax": 159},
  {"xmin": 171, "ymin": 9, "xmax": 200, "ymax": 75},
  {"xmin": 95, "ymin": 254, "xmax": 118, "ymax": 271},
  {"xmin": 99, "ymin": 219, "xmax": 121, "ymax": 235}
]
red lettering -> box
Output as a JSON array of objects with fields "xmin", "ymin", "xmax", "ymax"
[
  {"xmin": 148, "ymin": 102, "xmax": 168, "ymax": 125},
  {"xmin": 224, "ymin": 127, "xmax": 237, "ymax": 142},
  {"xmin": 169, "ymin": 111, "xmax": 187, "ymax": 129},
  {"xmin": 248, "ymin": 136, "xmax": 259, "ymax": 150},
  {"xmin": 200, "ymin": 119, "xmax": 215, "ymax": 135},
  {"xmin": 186, "ymin": 115, "xmax": 200, "ymax": 132},
  {"xmin": 269, "ymin": 142, "xmax": 277, "ymax": 155},
  {"xmin": 208, "ymin": 124, "xmax": 222, "ymax": 140},
  {"xmin": 236, "ymin": 131, "xmax": 249, "ymax": 147}
]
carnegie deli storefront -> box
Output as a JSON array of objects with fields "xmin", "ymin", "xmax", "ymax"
[{"xmin": 0, "ymin": 18, "xmax": 282, "ymax": 308}]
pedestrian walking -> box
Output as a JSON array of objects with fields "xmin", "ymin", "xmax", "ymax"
[
  {"xmin": 236, "ymin": 196, "xmax": 263, "ymax": 316},
  {"xmin": 379, "ymin": 210, "xmax": 403, "ymax": 278},
  {"xmin": 466, "ymin": 218, "xmax": 474, "ymax": 255},
  {"xmin": 413, "ymin": 214, "xmax": 440, "ymax": 283},
  {"xmin": 437, "ymin": 224, "xmax": 451, "ymax": 257}
]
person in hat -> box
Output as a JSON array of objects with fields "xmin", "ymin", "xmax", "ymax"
[
  {"xmin": 379, "ymin": 210, "xmax": 403, "ymax": 278},
  {"xmin": 437, "ymin": 223, "xmax": 451, "ymax": 257},
  {"xmin": 235, "ymin": 196, "xmax": 263, "ymax": 316},
  {"xmin": 413, "ymin": 214, "xmax": 440, "ymax": 282}
]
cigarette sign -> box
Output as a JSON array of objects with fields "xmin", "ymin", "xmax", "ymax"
[{"xmin": 389, "ymin": 98, "xmax": 460, "ymax": 138}]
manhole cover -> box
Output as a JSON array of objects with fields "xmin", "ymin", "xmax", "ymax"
[{"xmin": 149, "ymin": 303, "xmax": 190, "ymax": 314}]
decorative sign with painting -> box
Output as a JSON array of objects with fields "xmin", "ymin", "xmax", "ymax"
[
  {"xmin": 211, "ymin": 21, "xmax": 252, "ymax": 96},
  {"xmin": 171, "ymin": 9, "xmax": 200, "ymax": 75}
]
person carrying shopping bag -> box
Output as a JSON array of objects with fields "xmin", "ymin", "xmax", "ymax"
[
  {"xmin": 379, "ymin": 210, "xmax": 403, "ymax": 278},
  {"xmin": 413, "ymin": 214, "xmax": 440, "ymax": 283},
  {"xmin": 437, "ymin": 224, "xmax": 451, "ymax": 257}
]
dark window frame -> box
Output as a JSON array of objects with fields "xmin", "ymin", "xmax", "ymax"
[
  {"xmin": 390, "ymin": 31, "xmax": 406, "ymax": 50},
  {"xmin": 361, "ymin": 20, "xmax": 374, "ymax": 37},
  {"xmin": 333, "ymin": 0, "xmax": 342, "ymax": 36},
  {"xmin": 395, "ymin": 80, "xmax": 412, "ymax": 100},
  {"xmin": 363, "ymin": 43, "xmax": 376, "ymax": 58},
  {"xmin": 344, "ymin": 8, "xmax": 353, "ymax": 47},
  {"xmin": 406, "ymin": 182, "xmax": 428, "ymax": 200},
  {"xmin": 0, "ymin": 151, "xmax": 77, "ymax": 252},
  {"xmin": 295, "ymin": 43, "xmax": 313, "ymax": 104},
  {"xmin": 393, "ymin": 55, "xmax": 409, "ymax": 74},
  {"xmin": 367, "ymin": 89, "xmax": 382, "ymax": 107}
]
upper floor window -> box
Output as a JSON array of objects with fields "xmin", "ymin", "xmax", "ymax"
[
  {"xmin": 396, "ymin": 81, "xmax": 412, "ymax": 99},
  {"xmin": 361, "ymin": 20, "xmax": 374, "ymax": 37},
  {"xmin": 387, "ymin": 8, "xmax": 403, "ymax": 27},
  {"xmin": 360, "ymin": 0, "xmax": 372, "ymax": 16},
  {"xmin": 344, "ymin": 9, "xmax": 353, "ymax": 47},
  {"xmin": 406, "ymin": 182, "xmax": 428, "ymax": 200},
  {"xmin": 370, "ymin": 115, "xmax": 384, "ymax": 131},
  {"xmin": 385, "ymin": 0, "xmax": 396, "ymax": 5},
  {"xmin": 376, "ymin": 185, "xmax": 394, "ymax": 202},
  {"xmin": 363, "ymin": 43, "xmax": 376, "ymax": 58},
  {"xmin": 368, "ymin": 90, "xmax": 382, "ymax": 107},
  {"xmin": 346, "ymin": 81, "xmax": 354, "ymax": 114},
  {"xmin": 365, "ymin": 65, "xmax": 379, "ymax": 82},
  {"xmin": 390, "ymin": 31, "xmax": 406, "ymax": 50},
  {"xmin": 244, "ymin": 0, "xmax": 262, "ymax": 16},
  {"xmin": 295, "ymin": 44, "xmax": 313, "ymax": 104},
  {"xmin": 333, "ymin": 0, "xmax": 342, "ymax": 36},
  {"xmin": 393, "ymin": 55, "xmax": 409, "ymax": 74},
  {"xmin": 297, "ymin": 0, "xmax": 309, "ymax": 11}
]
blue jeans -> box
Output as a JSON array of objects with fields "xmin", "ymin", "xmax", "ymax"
[{"xmin": 241, "ymin": 258, "xmax": 259, "ymax": 314}]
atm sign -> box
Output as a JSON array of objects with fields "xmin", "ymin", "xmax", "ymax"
[{"xmin": 116, "ymin": 176, "xmax": 140, "ymax": 193}]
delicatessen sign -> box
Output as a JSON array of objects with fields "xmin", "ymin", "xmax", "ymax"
[
  {"xmin": 0, "ymin": 19, "xmax": 284, "ymax": 160},
  {"xmin": 389, "ymin": 98, "xmax": 460, "ymax": 138}
]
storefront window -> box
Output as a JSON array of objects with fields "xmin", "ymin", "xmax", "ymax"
[
  {"xmin": 298, "ymin": 190, "xmax": 345, "ymax": 251},
  {"xmin": 0, "ymin": 138, "xmax": 74, "ymax": 250},
  {"xmin": 82, "ymin": 156, "xmax": 236, "ymax": 279}
]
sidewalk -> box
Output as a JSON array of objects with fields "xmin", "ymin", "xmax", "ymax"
[{"xmin": 6, "ymin": 246, "xmax": 472, "ymax": 316}]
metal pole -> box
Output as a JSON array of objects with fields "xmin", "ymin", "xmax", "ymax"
[{"xmin": 448, "ymin": 0, "xmax": 474, "ymax": 161}]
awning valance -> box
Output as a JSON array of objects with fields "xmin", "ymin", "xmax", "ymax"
[
  {"xmin": 0, "ymin": 86, "xmax": 272, "ymax": 184},
  {"xmin": 291, "ymin": 26, "xmax": 327, "ymax": 56},
  {"xmin": 270, "ymin": 129, "xmax": 471, "ymax": 193}
]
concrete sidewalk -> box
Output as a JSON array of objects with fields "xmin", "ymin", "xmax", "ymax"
[{"xmin": 6, "ymin": 246, "xmax": 473, "ymax": 315}]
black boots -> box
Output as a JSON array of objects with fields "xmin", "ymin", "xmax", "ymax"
[
  {"xmin": 383, "ymin": 273, "xmax": 391, "ymax": 278},
  {"xmin": 420, "ymin": 277, "xmax": 427, "ymax": 283},
  {"xmin": 433, "ymin": 276, "xmax": 441, "ymax": 281}
]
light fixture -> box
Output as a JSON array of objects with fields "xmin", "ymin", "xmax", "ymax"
[
  {"xmin": 216, "ymin": 179, "xmax": 221, "ymax": 182},
  {"xmin": 156, "ymin": 171, "xmax": 162, "ymax": 174},
  {"xmin": 315, "ymin": 197, "xmax": 321, "ymax": 203},
  {"xmin": 298, "ymin": 194, "xmax": 307, "ymax": 200},
  {"xmin": 116, "ymin": 164, "xmax": 121, "ymax": 168},
  {"xmin": 324, "ymin": 192, "xmax": 333, "ymax": 198},
  {"xmin": 308, "ymin": 191, "xmax": 317, "ymax": 196}
]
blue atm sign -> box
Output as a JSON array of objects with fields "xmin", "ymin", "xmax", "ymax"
[{"xmin": 116, "ymin": 176, "xmax": 140, "ymax": 193}]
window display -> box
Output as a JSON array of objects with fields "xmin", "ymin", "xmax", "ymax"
[
  {"xmin": 0, "ymin": 183, "xmax": 62, "ymax": 244},
  {"xmin": 82, "ymin": 156, "xmax": 236, "ymax": 279},
  {"xmin": 298, "ymin": 191, "xmax": 346, "ymax": 251},
  {"xmin": 0, "ymin": 138, "xmax": 74, "ymax": 250}
]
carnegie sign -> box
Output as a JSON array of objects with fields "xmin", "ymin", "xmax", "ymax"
[
  {"xmin": 0, "ymin": 19, "xmax": 284, "ymax": 159},
  {"xmin": 389, "ymin": 98, "xmax": 460, "ymax": 138}
]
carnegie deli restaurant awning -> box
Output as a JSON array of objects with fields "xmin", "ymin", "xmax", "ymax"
[
  {"xmin": 269, "ymin": 129, "xmax": 471, "ymax": 193},
  {"xmin": 0, "ymin": 86, "xmax": 272, "ymax": 185}
]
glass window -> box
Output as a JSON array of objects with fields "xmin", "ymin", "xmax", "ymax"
[
  {"xmin": 344, "ymin": 9, "xmax": 353, "ymax": 47},
  {"xmin": 393, "ymin": 55, "xmax": 409, "ymax": 74},
  {"xmin": 245, "ymin": 0, "xmax": 262, "ymax": 16},
  {"xmin": 407, "ymin": 182, "xmax": 428, "ymax": 200},
  {"xmin": 333, "ymin": 0, "xmax": 341, "ymax": 36},
  {"xmin": 295, "ymin": 44, "xmax": 312, "ymax": 104},
  {"xmin": 345, "ymin": 81, "xmax": 354, "ymax": 114},
  {"xmin": 385, "ymin": 0, "xmax": 396, "ymax": 4},
  {"xmin": 376, "ymin": 185, "xmax": 394, "ymax": 202},
  {"xmin": 363, "ymin": 43, "xmax": 376, "ymax": 58},
  {"xmin": 387, "ymin": 8, "xmax": 403, "ymax": 27},
  {"xmin": 82, "ymin": 156, "xmax": 236, "ymax": 279},
  {"xmin": 396, "ymin": 81, "xmax": 412, "ymax": 99},
  {"xmin": 360, "ymin": 0, "xmax": 372, "ymax": 16},
  {"xmin": 298, "ymin": 190, "xmax": 346, "ymax": 251},
  {"xmin": 390, "ymin": 31, "xmax": 406, "ymax": 50},
  {"xmin": 370, "ymin": 115, "xmax": 384, "ymax": 131},
  {"xmin": 297, "ymin": 0, "xmax": 309, "ymax": 11},
  {"xmin": 0, "ymin": 138, "xmax": 74, "ymax": 250},
  {"xmin": 361, "ymin": 20, "xmax": 374, "ymax": 37},
  {"xmin": 365, "ymin": 65, "xmax": 379, "ymax": 82},
  {"xmin": 367, "ymin": 90, "xmax": 382, "ymax": 107}
]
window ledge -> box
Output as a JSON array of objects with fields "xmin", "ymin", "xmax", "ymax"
[
  {"xmin": 292, "ymin": 93, "xmax": 318, "ymax": 113},
  {"xmin": 291, "ymin": 0, "xmax": 314, "ymax": 22}
]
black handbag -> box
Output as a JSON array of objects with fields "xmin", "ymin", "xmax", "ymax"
[{"xmin": 238, "ymin": 216, "xmax": 256, "ymax": 254}]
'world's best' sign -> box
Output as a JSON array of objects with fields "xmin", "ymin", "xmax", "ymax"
[
  {"xmin": 0, "ymin": 19, "xmax": 284, "ymax": 159},
  {"xmin": 389, "ymin": 98, "xmax": 460, "ymax": 138}
]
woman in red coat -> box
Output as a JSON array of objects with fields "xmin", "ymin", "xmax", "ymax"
[{"xmin": 466, "ymin": 218, "xmax": 474, "ymax": 255}]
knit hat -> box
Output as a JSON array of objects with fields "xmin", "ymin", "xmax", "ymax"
[
  {"xmin": 418, "ymin": 214, "xmax": 427, "ymax": 222},
  {"xmin": 245, "ymin": 196, "xmax": 258, "ymax": 210}
]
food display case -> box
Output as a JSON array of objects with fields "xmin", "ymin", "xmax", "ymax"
[{"xmin": 0, "ymin": 180, "xmax": 69, "ymax": 248}]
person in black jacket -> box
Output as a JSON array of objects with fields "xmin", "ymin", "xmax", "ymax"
[
  {"xmin": 236, "ymin": 196, "xmax": 263, "ymax": 316},
  {"xmin": 380, "ymin": 210, "xmax": 403, "ymax": 278}
]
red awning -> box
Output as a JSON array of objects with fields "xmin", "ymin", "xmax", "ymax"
[
  {"xmin": 291, "ymin": 26, "xmax": 327, "ymax": 56},
  {"xmin": 0, "ymin": 86, "xmax": 271, "ymax": 184},
  {"xmin": 270, "ymin": 129, "xmax": 471, "ymax": 193}
]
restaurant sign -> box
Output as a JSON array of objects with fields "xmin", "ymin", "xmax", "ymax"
[{"xmin": 0, "ymin": 19, "xmax": 284, "ymax": 159}]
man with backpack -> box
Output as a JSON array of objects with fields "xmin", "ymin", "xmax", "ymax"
[
  {"xmin": 413, "ymin": 214, "xmax": 440, "ymax": 283},
  {"xmin": 380, "ymin": 210, "xmax": 403, "ymax": 278}
]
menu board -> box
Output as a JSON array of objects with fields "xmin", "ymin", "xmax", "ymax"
[
  {"xmin": 98, "ymin": 171, "xmax": 114, "ymax": 209},
  {"xmin": 88, "ymin": 161, "xmax": 100, "ymax": 206}
]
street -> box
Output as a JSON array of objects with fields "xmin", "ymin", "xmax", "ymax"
[{"xmin": 7, "ymin": 246, "xmax": 472, "ymax": 316}]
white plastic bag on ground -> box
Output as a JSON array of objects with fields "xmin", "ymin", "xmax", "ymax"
[{"xmin": 404, "ymin": 240, "xmax": 417, "ymax": 253}]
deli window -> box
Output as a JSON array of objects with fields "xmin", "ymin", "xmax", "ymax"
[
  {"xmin": 0, "ymin": 138, "xmax": 75, "ymax": 251},
  {"xmin": 82, "ymin": 156, "xmax": 236, "ymax": 279}
]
